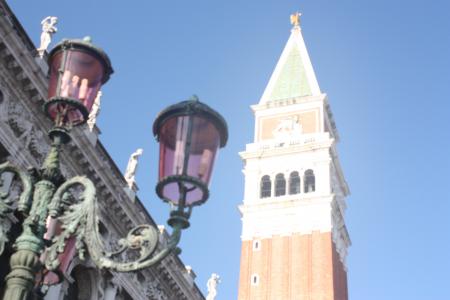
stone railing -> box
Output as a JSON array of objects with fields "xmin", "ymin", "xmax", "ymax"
[{"xmin": 245, "ymin": 132, "xmax": 330, "ymax": 152}]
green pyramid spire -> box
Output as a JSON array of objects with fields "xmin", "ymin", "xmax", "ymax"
[
  {"xmin": 269, "ymin": 43, "xmax": 312, "ymax": 101},
  {"xmin": 260, "ymin": 26, "xmax": 321, "ymax": 103}
]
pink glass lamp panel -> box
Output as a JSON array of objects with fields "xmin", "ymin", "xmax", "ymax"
[
  {"xmin": 47, "ymin": 50, "xmax": 104, "ymax": 124},
  {"xmin": 187, "ymin": 117, "xmax": 220, "ymax": 183},
  {"xmin": 158, "ymin": 116, "xmax": 220, "ymax": 205},
  {"xmin": 40, "ymin": 237, "xmax": 76, "ymax": 286},
  {"xmin": 158, "ymin": 116, "xmax": 188, "ymax": 179},
  {"xmin": 40, "ymin": 217, "xmax": 77, "ymax": 285}
]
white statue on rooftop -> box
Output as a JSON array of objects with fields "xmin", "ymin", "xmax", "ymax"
[
  {"xmin": 37, "ymin": 16, "xmax": 58, "ymax": 58},
  {"xmin": 87, "ymin": 91, "xmax": 102, "ymax": 131},
  {"xmin": 124, "ymin": 148, "xmax": 143, "ymax": 189},
  {"xmin": 206, "ymin": 273, "xmax": 220, "ymax": 300}
]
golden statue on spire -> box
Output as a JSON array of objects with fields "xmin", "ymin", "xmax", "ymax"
[{"xmin": 290, "ymin": 12, "xmax": 302, "ymax": 27}]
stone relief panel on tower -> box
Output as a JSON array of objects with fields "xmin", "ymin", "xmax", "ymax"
[
  {"xmin": 258, "ymin": 110, "xmax": 319, "ymax": 141},
  {"xmin": 272, "ymin": 115, "xmax": 302, "ymax": 139}
]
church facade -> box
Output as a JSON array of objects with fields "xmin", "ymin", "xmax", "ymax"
[
  {"xmin": 0, "ymin": 2, "xmax": 205, "ymax": 299},
  {"xmin": 238, "ymin": 15, "xmax": 351, "ymax": 299}
]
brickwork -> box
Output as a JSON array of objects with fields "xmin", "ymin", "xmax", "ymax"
[
  {"xmin": 332, "ymin": 243, "xmax": 349, "ymax": 300},
  {"xmin": 238, "ymin": 232, "xmax": 348, "ymax": 300}
]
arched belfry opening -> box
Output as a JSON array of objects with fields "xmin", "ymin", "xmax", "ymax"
[
  {"xmin": 304, "ymin": 169, "xmax": 315, "ymax": 193},
  {"xmin": 289, "ymin": 171, "xmax": 301, "ymax": 195},
  {"xmin": 274, "ymin": 173, "xmax": 286, "ymax": 197},
  {"xmin": 260, "ymin": 175, "xmax": 271, "ymax": 198}
]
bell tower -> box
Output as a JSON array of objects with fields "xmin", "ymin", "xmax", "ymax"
[{"xmin": 237, "ymin": 13, "xmax": 351, "ymax": 300}]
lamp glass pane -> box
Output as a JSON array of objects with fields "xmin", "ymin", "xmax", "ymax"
[
  {"xmin": 40, "ymin": 217, "xmax": 77, "ymax": 286},
  {"xmin": 47, "ymin": 49, "xmax": 104, "ymax": 125},
  {"xmin": 158, "ymin": 115, "xmax": 221, "ymax": 205}
]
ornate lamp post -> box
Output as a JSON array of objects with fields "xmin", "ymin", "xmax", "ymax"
[{"xmin": 0, "ymin": 38, "xmax": 228, "ymax": 300}]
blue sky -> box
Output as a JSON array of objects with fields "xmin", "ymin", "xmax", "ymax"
[{"xmin": 8, "ymin": 0, "xmax": 450, "ymax": 299}]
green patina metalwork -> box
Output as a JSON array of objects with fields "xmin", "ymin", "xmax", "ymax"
[
  {"xmin": 0, "ymin": 163, "xmax": 33, "ymax": 255},
  {"xmin": 270, "ymin": 44, "xmax": 312, "ymax": 101},
  {"xmin": 0, "ymin": 126, "xmax": 187, "ymax": 300},
  {"xmin": 0, "ymin": 129, "xmax": 65, "ymax": 300},
  {"xmin": 43, "ymin": 98, "xmax": 90, "ymax": 126}
]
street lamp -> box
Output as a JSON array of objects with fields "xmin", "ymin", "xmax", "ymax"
[
  {"xmin": 154, "ymin": 99, "xmax": 228, "ymax": 226},
  {"xmin": 0, "ymin": 38, "xmax": 228, "ymax": 300},
  {"xmin": 45, "ymin": 36, "xmax": 112, "ymax": 128}
]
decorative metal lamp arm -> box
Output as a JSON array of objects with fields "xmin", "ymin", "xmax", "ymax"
[
  {"xmin": 0, "ymin": 162, "xmax": 34, "ymax": 256},
  {"xmin": 89, "ymin": 223, "xmax": 183, "ymax": 272},
  {"xmin": 0, "ymin": 162, "xmax": 34, "ymax": 215},
  {"xmin": 0, "ymin": 130, "xmax": 68, "ymax": 300},
  {"xmin": 44, "ymin": 176, "xmax": 185, "ymax": 274}
]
